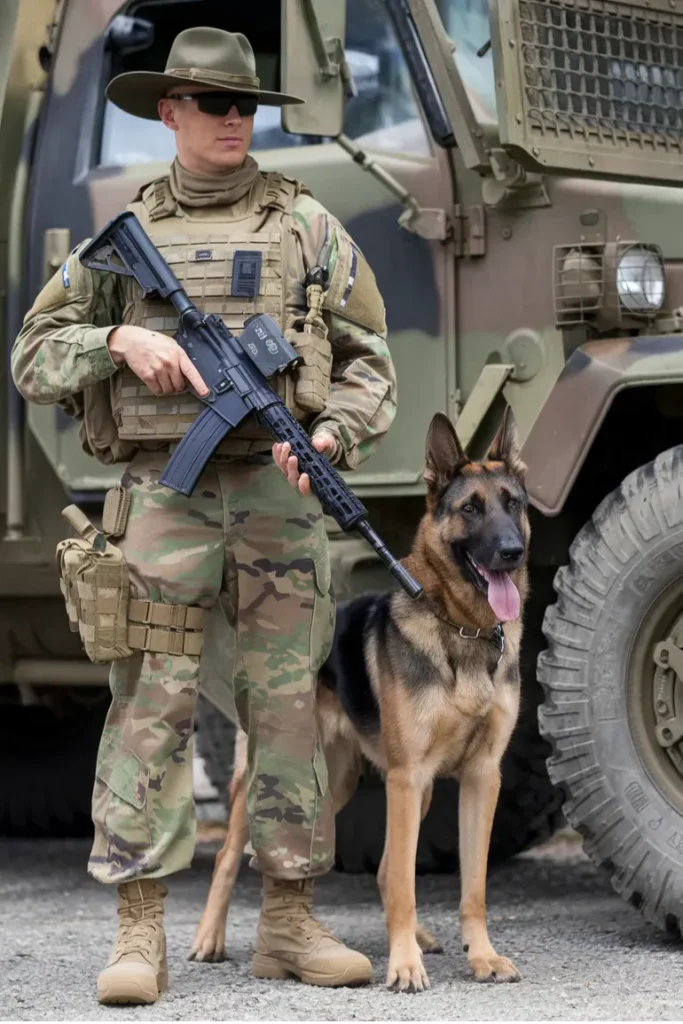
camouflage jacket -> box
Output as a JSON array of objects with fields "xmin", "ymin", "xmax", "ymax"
[{"xmin": 11, "ymin": 188, "xmax": 397, "ymax": 472}]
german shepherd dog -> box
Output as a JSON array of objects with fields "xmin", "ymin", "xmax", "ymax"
[{"xmin": 190, "ymin": 409, "xmax": 530, "ymax": 992}]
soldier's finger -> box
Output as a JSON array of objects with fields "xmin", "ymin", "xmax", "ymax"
[
  {"xmin": 167, "ymin": 360, "xmax": 186, "ymax": 393},
  {"xmin": 286, "ymin": 454, "xmax": 299, "ymax": 489},
  {"xmin": 273, "ymin": 444, "xmax": 288, "ymax": 475},
  {"xmin": 179, "ymin": 352, "xmax": 210, "ymax": 397},
  {"xmin": 299, "ymin": 472, "xmax": 312, "ymax": 497},
  {"xmin": 155, "ymin": 369, "xmax": 176, "ymax": 395},
  {"xmin": 143, "ymin": 373, "xmax": 163, "ymax": 395}
]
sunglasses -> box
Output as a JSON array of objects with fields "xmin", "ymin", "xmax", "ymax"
[{"xmin": 168, "ymin": 91, "xmax": 259, "ymax": 117}]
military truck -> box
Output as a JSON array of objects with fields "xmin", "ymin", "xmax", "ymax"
[{"xmin": 4, "ymin": 0, "xmax": 683, "ymax": 933}]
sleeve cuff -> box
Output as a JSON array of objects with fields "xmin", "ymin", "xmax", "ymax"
[
  {"xmin": 82, "ymin": 326, "xmax": 119, "ymax": 377},
  {"xmin": 311, "ymin": 420, "xmax": 360, "ymax": 471}
]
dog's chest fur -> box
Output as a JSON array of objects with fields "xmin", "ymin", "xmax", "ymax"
[
  {"xmin": 372, "ymin": 609, "xmax": 521, "ymax": 777},
  {"xmin": 321, "ymin": 592, "xmax": 521, "ymax": 781}
]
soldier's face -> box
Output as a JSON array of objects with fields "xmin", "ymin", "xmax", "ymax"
[{"xmin": 158, "ymin": 86, "xmax": 255, "ymax": 175}]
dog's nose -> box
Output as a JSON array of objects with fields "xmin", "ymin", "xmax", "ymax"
[{"xmin": 492, "ymin": 543, "xmax": 524, "ymax": 570}]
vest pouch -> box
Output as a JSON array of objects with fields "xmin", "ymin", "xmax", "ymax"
[
  {"xmin": 288, "ymin": 324, "xmax": 332, "ymax": 414},
  {"xmin": 287, "ymin": 279, "xmax": 332, "ymax": 414},
  {"xmin": 56, "ymin": 505, "xmax": 135, "ymax": 663}
]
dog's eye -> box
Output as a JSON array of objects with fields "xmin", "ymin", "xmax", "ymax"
[
  {"xmin": 461, "ymin": 502, "xmax": 476, "ymax": 515},
  {"xmin": 508, "ymin": 497, "xmax": 519, "ymax": 512}
]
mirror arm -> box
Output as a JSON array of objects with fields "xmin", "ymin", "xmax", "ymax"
[
  {"xmin": 301, "ymin": 0, "xmax": 343, "ymax": 81},
  {"xmin": 335, "ymin": 133, "xmax": 449, "ymax": 241}
]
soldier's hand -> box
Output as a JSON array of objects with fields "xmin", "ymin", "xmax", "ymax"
[
  {"xmin": 273, "ymin": 433, "xmax": 336, "ymax": 497},
  {"xmin": 107, "ymin": 325, "xmax": 209, "ymax": 397}
]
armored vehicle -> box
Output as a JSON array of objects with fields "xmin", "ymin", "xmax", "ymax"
[{"xmin": 3, "ymin": 0, "xmax": 683, "ymax": 935}]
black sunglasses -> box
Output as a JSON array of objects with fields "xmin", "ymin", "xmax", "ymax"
[{"xmin": 168, "ymin": 91, "xmax": 259, "ymax": 117}]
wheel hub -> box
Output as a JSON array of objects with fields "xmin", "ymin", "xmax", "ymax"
[{"xmin": 653, "ymin": 622, "xmax": 683, "ymax": 779}]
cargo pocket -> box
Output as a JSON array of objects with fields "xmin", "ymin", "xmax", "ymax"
[{"xmin": 93, "ymin": 741, "xmax": 151, "ymax": 852}]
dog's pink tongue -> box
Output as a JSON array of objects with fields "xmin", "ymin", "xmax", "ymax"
[{"xmin": 484, "ymin": 571, "xmax": 520, "ymax": 622}]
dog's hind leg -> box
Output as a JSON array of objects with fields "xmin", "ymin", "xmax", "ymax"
[
  {"xmin": 377, "ymin": 782, "xmax": 442, "ymax": 957},
  {"xmin": 190, "ymin": 728, "xmax": 250, "ymax": 963},
  {"xmin": 457, "ymin": 755, "xmax": 520, "ymax": 983}
]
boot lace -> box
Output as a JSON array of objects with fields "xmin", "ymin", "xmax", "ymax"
[
  {"xmin": 115, "ymin": 894, "xmax": 162, "ymax": 960},
  {"xmin": 280, "ymin": 896, "xmax": 339, "ymax": 945}
]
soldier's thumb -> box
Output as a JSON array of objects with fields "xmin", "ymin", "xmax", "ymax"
[{"xmin": 179, "ymin": 352, "xmax": 210, "ymax": 396}]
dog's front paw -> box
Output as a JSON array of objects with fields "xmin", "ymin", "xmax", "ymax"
[
  {"xmin": 387, "ymin": 939, "xmax": 430, "ymax": 993},
  {"xmin": 188, "ymin": 919, "xmax": 227, "ymax": 963},
  {"xmin": 468, "ymin": 954, "xmax": 520, "ymax": 983}
]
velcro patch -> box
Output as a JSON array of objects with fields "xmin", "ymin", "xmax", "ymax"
[
  {"xmin": 194, "ymin": 249, "xmax": 212, "ymax": 261},
  {"xmin": 232, "ymin": 250, "xmax": 262, "ymax": 299}
]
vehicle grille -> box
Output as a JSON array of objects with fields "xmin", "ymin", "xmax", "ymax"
[{"xmin": 520, "ymin": 0, "xmax": 683, "ymax": 152}]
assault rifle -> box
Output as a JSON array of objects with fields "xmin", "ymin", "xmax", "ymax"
[{"xmin": 79, "ymin": 211, "xmax": 423, "ymax": 600}]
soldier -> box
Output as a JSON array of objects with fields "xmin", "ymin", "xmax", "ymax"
[{"xmin": 11, "ymin": 27, "xmax": 396, "ymax": 1005}]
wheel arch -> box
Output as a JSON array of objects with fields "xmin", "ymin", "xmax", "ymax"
[{"xmin": 522, "ymin": 335, "xmax": 683, "ymax": 520}]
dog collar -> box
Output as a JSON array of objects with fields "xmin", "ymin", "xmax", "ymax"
[{"xmin": 425, "ymin": 601, "xmax": 505, "ymax": 658}]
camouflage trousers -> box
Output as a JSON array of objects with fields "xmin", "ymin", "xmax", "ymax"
[{"xmin": 88, "ymin": 449, "xmax": 336, "ymax": 885}]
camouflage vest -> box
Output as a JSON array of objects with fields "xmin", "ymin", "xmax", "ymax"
[{"xmin": 110, "ymin": 171, "xmax": 312, "ymax": 454}]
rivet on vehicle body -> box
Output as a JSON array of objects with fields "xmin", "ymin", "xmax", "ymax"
[
  {"xmin": 516, "ymin": 114, "xmax": 522, "ymax": 123},
  {"xmin": 588, "ymin": 157, "xmax": 595, "ymax": 166},
  {"xmin": 532, "ymin": 146, "xmax": 540, "ymax": 156},
  {"xmin": 657, "ymin": 701, "xmax": 669, "ymax": 715},
  {"xmin": 502, "ymin": 227, "xmax": 512, "ymax": 240}
]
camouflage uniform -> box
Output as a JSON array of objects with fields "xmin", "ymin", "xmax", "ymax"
[{"xmin": 11, "ymin": 176, "xmax": 397, "ymax": 887}]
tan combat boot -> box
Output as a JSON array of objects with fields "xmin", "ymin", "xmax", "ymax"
[
  {"xmin": 97, "ymin": 879, "xmax": 168, "ymax": 1005},
  {"xmin": 252, "ymin": 877, "xmax": 373, "ymax": 987}
]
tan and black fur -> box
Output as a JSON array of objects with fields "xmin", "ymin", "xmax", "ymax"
[{"xmin": 190, "ymin": 408, "xmax": 530, "ymax": 992}]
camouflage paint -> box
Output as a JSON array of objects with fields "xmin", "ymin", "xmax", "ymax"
[
  {"xmin": 89, "ymin": 449, "xmax": 335, "ymax": 883},
  {"xmin": 521, "ymin": 334, "xmax": 683, "ymax": 517}
]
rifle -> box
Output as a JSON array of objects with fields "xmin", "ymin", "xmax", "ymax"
[{"xmin": 79, "ymin": 210, "xmax": 423, "ymax": 600}]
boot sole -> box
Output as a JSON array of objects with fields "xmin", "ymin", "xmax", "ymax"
[
  {"xmin": 252, "ymin": 952, "xmax": 372, "ymax": 988},
  {"xmin": 97, "ymin": 964, "xmax": 168, "ymax": 1005}
]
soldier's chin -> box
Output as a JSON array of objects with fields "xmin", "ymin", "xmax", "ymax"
[{"xmin": 209, "ymin": 145, "xmax": 247, "ymax": 169}]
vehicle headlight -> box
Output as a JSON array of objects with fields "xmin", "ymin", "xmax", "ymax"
[{"xmin": 616, "ymin": 247, "xmax": 665, "ymax": 313}]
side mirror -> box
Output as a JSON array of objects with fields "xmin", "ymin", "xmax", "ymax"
[
  {"xmin": 281, "ymin": 0, "xmax": 348, "ymax": 137},
  {"xmin": 105, "ymin": 15, "xmax": 155, "ymax": 57}
]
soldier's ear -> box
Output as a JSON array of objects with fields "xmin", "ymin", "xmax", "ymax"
[
  {"xmin": 424, "ymin": 412, "xmax": 468, "ymax": 498},
  {"xmin": 489, "ymin": 406, "xmax": 526, "ymax": 481}
]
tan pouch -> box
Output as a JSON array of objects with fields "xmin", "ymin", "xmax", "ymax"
[
  {"xmin": 56, "ymin": 492, "xmax": 207, "ymax": 663},
  {"xmin": 289, "ymin": 281, "xmax": 332, "ymax": 414},
  {"xmin": 56, "ymin": 504, "xmax": 135, "ymax": 663}
]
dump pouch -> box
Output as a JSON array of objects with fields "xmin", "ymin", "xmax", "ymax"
[
  {"xmin": 56, "ymin": 504, "xmax": 135, "ymax": 663},
  {"xmin": 56, "ymin": 492, "xmax": 207, "ymax": 663}
]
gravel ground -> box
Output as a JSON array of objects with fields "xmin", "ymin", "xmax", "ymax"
[{"xmin": 2, "ymin": 831, "xmax": 682, "ymax": 1021}]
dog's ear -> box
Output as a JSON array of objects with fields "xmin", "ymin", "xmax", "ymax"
[
  {"xmin": 424, "ymin": 412, "xmax": 468, "ymax": 495},
  {"xmin": 489, "ymin": 406, "xmax": 527, "ymax": 480}
]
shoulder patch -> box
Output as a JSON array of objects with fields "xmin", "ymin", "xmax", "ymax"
[
  {"xmin": 62, "ymin": 262, "xmax": 71, "ymax": 288},
  {"xmin": 324, "ymin": 228, "xmax": 386, "ymax": 337}
]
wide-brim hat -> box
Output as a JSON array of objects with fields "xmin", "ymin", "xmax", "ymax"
[{"xmin": 106, "ymin": 26, "xmax": 304, "ymax": 120}]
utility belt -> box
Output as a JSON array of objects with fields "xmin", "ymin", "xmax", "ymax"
[{"xmin": 56, "ymin": 484, "xmax": 206, "ymax": 664}]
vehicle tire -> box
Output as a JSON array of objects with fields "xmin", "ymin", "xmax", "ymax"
[
  {"xmin": 538, "ymin": 445, "xmax": 683, "ymax": 936},
  {"xmin": 0, "ymin": 688, "xmax": 109, "ymax": 837}
]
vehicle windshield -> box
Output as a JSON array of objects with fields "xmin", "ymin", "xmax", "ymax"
[{"xmin": 435, "ymin": 0, "xmax": 498, "ymax": 125}]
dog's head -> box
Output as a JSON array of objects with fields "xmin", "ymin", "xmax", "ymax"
[{"xmin": 420, "ymin": 408, "xmax": 530, "ymax": 623}]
